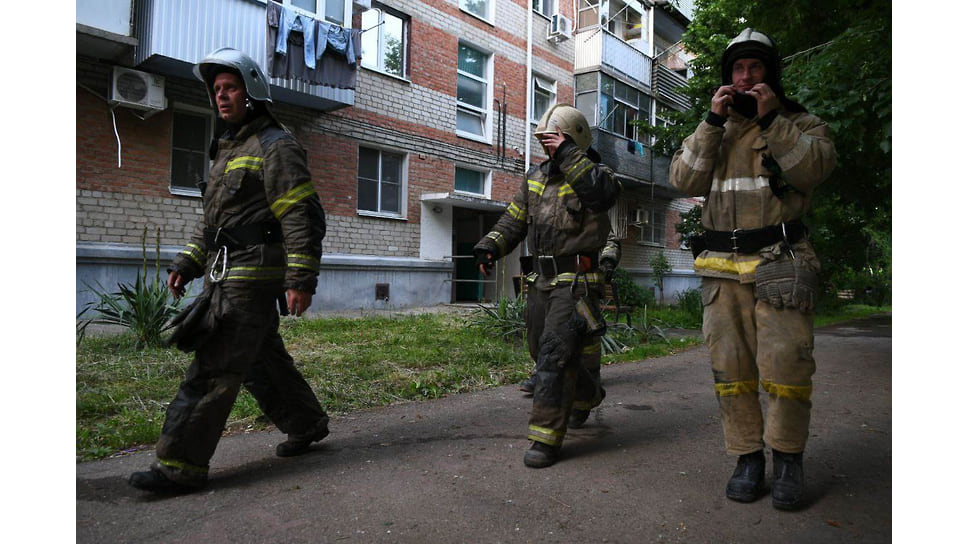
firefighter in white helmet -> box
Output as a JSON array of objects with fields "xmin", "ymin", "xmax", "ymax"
[
  {"xmin": 475, "ymin": 104, "xmax": 622, "ymax": 468},
  {"xmin": 670, "ymin": 28, "xmax": 837, "ymax": 509}
]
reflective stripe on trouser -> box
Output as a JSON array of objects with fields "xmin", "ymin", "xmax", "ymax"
[
  {"xmin": 701, "ymin": 277, "xmax": 815, "ymax": 455},
  {"xmin": 525, "ymin": 278, "xmax": 604, "ymax": 447},
  {"xmin": 154, "ymin": 284, "xmax": 327, "ymax": 487}
]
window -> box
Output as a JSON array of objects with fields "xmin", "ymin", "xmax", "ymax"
[
  {"xmin": 597, "ymin": 74, "xmax": 651, "ymax": 143},
  {"xmin": 358, "ymin": 147, "xmax": 405, "ymax": 216},
  {"xmin": 456, "ymin": 43, "xmax": 491, "ymax": 140},
  {"xmin": 459, "ymin": 0, "xmax": 491, "ymax": 21},
  {"xmin": 531, "ymin": 75, "xmax": 557, "ymax": 123},
  {"xmin": 577, "ymin": 0, "xmax": 601, "ymax": 30},
  {"xmin": 285, "ymin": 0, "xmax": 349, "ymax": 26},
  {"xmin": 170, "ymin": 109, "xmax": 211, "ymax": 196},
  {"xmin": 532, "ymin": 0, "xmax": 555, "ymax": 18},
  {"xmin": 636, "ymin": 206, "xmax": 666, "ymax": 246},
  {"xmin": 455, "ymin": 166, "xmax": 489, "ymax": 197},
  {"xmin": 361, "ymin": 4, "xmax": 408, "ymax": 78}
]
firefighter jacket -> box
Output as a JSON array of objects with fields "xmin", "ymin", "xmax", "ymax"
[
  {"xmin": 474, "ymin": 141, "xmax": 621, "ymax": 281},
  {"xmin": 669, "ymin": 107, "xmax": 836, "ymax": 283},
  {"xmin": 172, "ymin": 114, "xmax": 326, "ymax": 294}
]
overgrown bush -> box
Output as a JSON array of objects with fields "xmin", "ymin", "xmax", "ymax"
[
  {"xmin": 76, "ymin": 228, "xmax": 182, "ymax": 348},
  {"xmin": 611, "ymin": 267, "xmax": 655, "ymax": 309},
  {"xmin": 674, "ymin": 288, "xmax": 703, "ymax": 328}
]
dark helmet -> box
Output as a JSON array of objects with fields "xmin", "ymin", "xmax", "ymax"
[{"xmin": 721, "ymin": 28, "xmax": 806, "ymax": 113}]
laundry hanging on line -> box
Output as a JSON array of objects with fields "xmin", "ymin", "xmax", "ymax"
[{"xmin": 265, "ymin": 1, "xmax": 362, "ymax": 89}]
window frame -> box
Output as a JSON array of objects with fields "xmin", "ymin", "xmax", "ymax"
[
  {"xmin": 282, "ymin": 0, "xmax": 351, "ymax": 26},
  {"xmin": 454, "ymin": 164, "xmax": 492, "ymax": 198},
  {"xmin": 455, "ymin": 41, "xmax": 493, "ymax": 143},
  {"xmin": 531, "ymin": 74, "xmax": 557, "ymax": 123},
  {"xmin": 597, "ymin": 74, "xmax": 651, "ymax": 144},
  {"xmin": 360, "ymin": 3, "xmax": 410, "ymax": 80},
  {"xmin": 357, "ymin": 145, "xmax": 408, "ymax": 219},
  {"xmin": 636, "ymin": 205, "xmax": 666, "ymax": 246},
  {"xmin": 458, "ymin": 0, "xmax": 494, "ymax": 24},
  {"xmin": 169, "ymin": 103, "xmax": 212, "ymax": 198},
  {"xmin": 532, "ymin": 0, "xmax": 556, "ymax": 19}
]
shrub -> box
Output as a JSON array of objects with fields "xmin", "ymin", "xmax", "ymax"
[
  {"xmin": 76, "ymin": 228, "xmax": 182, "ymax": 349},
  {"xmin": 611, "ymin": 267, "xmax": 655, "ymax": 309},
  {"xmin": 468, "ymin": 295, "xmax": 526, "ymax": 343},
  {"xmin": 674, "ymin": 288, "xmax": 703, "ymax": 327}
]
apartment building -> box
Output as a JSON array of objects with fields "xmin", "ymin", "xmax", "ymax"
[{"xmin": 76, "ymin": 0, "xmax": 698, "ymax": 314}]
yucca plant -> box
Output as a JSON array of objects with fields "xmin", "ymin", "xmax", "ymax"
[
  {"xmin": 77, "ymin": 228, "xmax": 182, "ymax": 348},
  {"xmin": 468, "ymin": 295, "xmax": 527, "ymax": 343}
]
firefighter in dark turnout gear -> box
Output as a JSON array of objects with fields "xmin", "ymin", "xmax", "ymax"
[
  {"xmin": 129, "ymin": 48, "xmax": 330, "ymax": 493},
  {"xmin": 475, "ymin": 104, "xmax": 621, "ymax": 468}
]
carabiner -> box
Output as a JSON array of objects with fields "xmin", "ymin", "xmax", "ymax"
[
  {"xmin": 781, "ymin": 222, "xmax": 797, "ymax": 261},
  {"xmin": 209, "ymin": 245, "xmax": 229, "ymax": 283}
]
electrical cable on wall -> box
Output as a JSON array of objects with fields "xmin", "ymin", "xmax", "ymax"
[{"xmin": 78, "ymin": 82, "xmax": 123, "ymax": 168}]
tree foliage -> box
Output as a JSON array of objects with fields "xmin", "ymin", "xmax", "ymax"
[{"xmin": 651, "ymin": 0, "xmax": 891, "ymax": 303}]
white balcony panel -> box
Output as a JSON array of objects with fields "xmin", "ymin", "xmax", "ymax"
[
  {"xmin": 602, "ymin": 32, "xmax": 651, "ymax": 86},
  {"xmin": 135, "ymin": 0, "xmax": 353, "ymax": 110}
]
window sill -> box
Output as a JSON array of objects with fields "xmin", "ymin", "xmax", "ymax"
[
  {"xmin": 453, "ymin": 189, "xmax": 488, "ymax": 199},
  {"xmin": 170, "ymin": 187, "xmax": 202, "ymax": 198},
  {"xmin": 362, "ymin": 65, "xmax": 411, "ymax": 84},
  {"xmin": 456, "ymin": 130, "xmax": 491, "ymax": 145},
  {"xmin": 459, "ymin": 9, "xmax": 495, "ymax": 27},
  {"xmin": 358, "ymin": 210, "xmax": 408, "ymax": 221},
  {"xmin": 637, "ymin": 241, "xmax": 664, "ymax": 248}
]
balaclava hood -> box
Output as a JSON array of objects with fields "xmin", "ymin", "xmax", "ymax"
[{"xmin": 721, "ymin": 28, "xmax": 807, "ymax": 114}]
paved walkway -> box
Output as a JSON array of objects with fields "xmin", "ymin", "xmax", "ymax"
[{"xmin": 76, "ymin": 316, "xmax": 891, "ymax": 543}]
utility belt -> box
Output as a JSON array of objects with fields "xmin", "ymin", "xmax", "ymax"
[
  {"xmin": 204, "ymin": 223, "xmax": 283, "ymax": 252},
  {"xmin": 693, "ymin": 220, "xmax": 806, "ymax": 256},
  {"xmin": 532, "ymin": 253, "xmax": 599, "ymax": 278}
]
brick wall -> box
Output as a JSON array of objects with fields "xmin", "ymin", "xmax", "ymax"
[{"xmin": 77, "ymin": 4, "xmax": 580, "ymax": 258}]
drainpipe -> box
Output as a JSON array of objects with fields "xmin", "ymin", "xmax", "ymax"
[{"xmin": 525, "ymin": 8, "xmax": 533, "ymax": 171}]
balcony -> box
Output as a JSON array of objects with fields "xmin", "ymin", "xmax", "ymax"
[
  {"xmin": 133, "ymin": 0, "xmax": 353, "ymax": 111},
  {"xmin": 653, "ymin": 64, "xmax": 691, "ymax": 112},
  {"xmin": 574, "ymin": 27, "xmax": 652, "ymax": 88}
]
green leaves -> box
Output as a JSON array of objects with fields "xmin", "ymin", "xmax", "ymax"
[{"xmin": 76, "ymin": 228, "xmax": 182, "ymax": 349}]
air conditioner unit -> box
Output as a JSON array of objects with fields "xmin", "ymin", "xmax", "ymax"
[
  {"xmin": 110, "ymin": 66, "xmax": 167, "ymax": 112},
  {"xmin": 547, "ymin": 14, "xmax": 573, "ymax": 42},
  {"xmin": 633, "ymin": 207, "xmax": 650, "ymax": 225}
]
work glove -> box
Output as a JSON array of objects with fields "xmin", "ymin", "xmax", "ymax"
[
  {"xmin": 474, "ymin": 248, "xmax": 494, "ymax": 276},
  {"xmin": 599, "ymin": 258, "xmax": 617, "ymax": 283}
]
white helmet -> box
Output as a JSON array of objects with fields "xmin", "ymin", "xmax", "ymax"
[
  {"xmin": 534, "ymin": 104, "xmax": 593, "ymax": 151},
  {"xmin": 193, "ymin": 47, "xmax": 272, "ymax": 109}
]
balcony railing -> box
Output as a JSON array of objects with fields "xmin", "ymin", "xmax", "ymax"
[
  {"xmin": 575, "ymin": 28, "xmax": 652, "ymax": 87},
  {"xmin": 134, "ymin": 0, "xmax": 353, "ymax": 111},
  {"xmin": 653, "ymin": 64, "xmax": 691, "ymax": 111}
]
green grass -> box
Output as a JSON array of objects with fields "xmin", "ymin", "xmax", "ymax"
[
  {"xmin": 76, "ymin": 304, "xmax": 888, "ymax": 462},
  {"xmin": 813, "ymin": 303, "xmax": 890, "ymax": 328}
]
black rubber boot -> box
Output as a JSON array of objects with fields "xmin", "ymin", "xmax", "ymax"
[
  {"xmin": 772, "ymin": 450, "xmax": 805, "ymax": 510},
  {"xmin": 128, "ymin": 467, "xmax": 197, "ymax": 494},
  {"xmin": 523, "ymin": 441, "xmax": 559, "ymax": 468},
  {"xmin": 519, "ymin": 374, "xmax": 537, "ymax": 395},
  {"xmin": 567, "ymin": 409, "xmax": 590, "ymax": 428},
  {"xmin": 725, "ymin": 450, "xmax": 766, "ymax": 502},
  {"xmin": 276, "ymin": 419, "xmax": 330, "ymax": 457}
]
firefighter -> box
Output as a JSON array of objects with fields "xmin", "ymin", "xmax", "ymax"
[
  {"xmin": 669, "ymin": 29, "xmax": 836, "ymax": 509},
  {"xmin": 129, "ymin": 48, "xmax": 330, "ymax": 493},
  {"xmin": 475, "ymin": 104, "xmax": 622, "ymax": 468}
]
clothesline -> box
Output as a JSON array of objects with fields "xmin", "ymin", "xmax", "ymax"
[{"xmin": 267, "ymin": 0, "xmax": 383, "ymax": 34}]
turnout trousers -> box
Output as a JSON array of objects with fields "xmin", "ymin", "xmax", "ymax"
[
  {"xmin": 701, "ymin": 277, "xmax": 815, "ymax": 455},
  {"xmin": 154, "ymin": 284, "xmax": 328, "ymax": 487},
  {"xmin": 525, "ymin": 276, "xmax": 605, "ymax": 447}
]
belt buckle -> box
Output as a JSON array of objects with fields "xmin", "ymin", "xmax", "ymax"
[
  {"xmin": 730, "ymin": 228, "xmax": 743, "ymax": 253},
  {"xmin": 537, "ymin": 255, "xmax": 557, "ymax": 277}
]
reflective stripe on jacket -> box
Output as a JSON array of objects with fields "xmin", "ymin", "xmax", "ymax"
[
  {"xmin": 172, "ymin": 114, "xmax": 326, "ymax": 293},
  {"xmin": 669, "ymin": 107, "xmax": 836, "ymax": 283}
]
